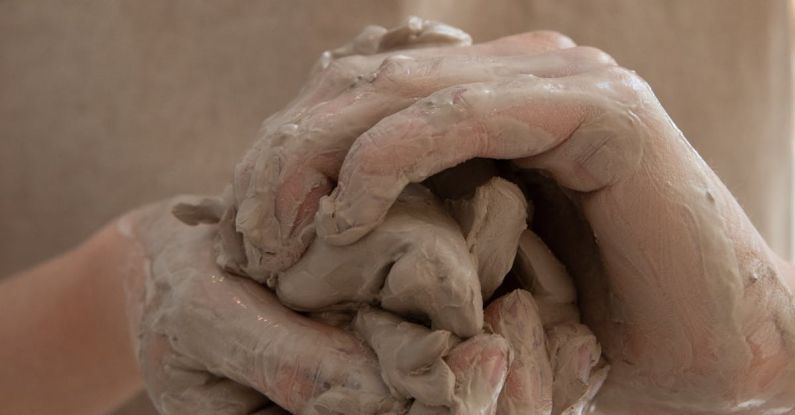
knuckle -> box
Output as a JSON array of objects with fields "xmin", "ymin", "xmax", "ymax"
[
  {"xmin": 569, "ymin": 46, "xmax": 617, "ymax": 66},
  {"xmin": 321, "ymin": 55, "xmax": 367, "ymax": 84},
  {"xmin": 594, "ymin": 66, "xmax": 654, "ymax": 106},
  {"xmin": 497, "ymin": 31, "xmax": 576, "ymax": 53},
  {"xmin": 562, "ymin": 67, "xmax": 653, "ymax": 190},
  {"xmin": 371, "ymin": 55, "xmax": 417, "ymax": 88},
  {"xmin": 606, "ymin": 66, "xmax": 650, "ymax": 92},
  {"xmin": 529, "ymin": 30, "xmax": 577, "ymax": 49},
  {"xmin": 413, "ymin": 85, "xmax": 477, "ymax": 121}
]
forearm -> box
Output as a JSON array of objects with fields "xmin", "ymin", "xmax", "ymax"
[{"xmin": 0, "ymin": 222, "xmax": 143, "ymax": 414}]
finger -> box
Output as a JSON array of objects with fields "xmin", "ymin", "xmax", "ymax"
[
  {"xmin": 276, "ymin": 184, "xmax": 483, "ymax": 338},
  {"xmin": 484, "ymin": 290, "xmax": 553, "ymax": 415},
  {"xmin": 304, "ymin": 387, "xmax": 405, "ymax": 415},
  {"xmin": 315, "ymin": 66, "xmax": 644, "ymax": 245},
  {"xmin": 448, "ymin": 176, "xmax": 527, "ymax": 300},
  {"xmin": 231, "ymin": 36, "xmax": 601, "ymax": 276},
  {"xmin": 179, "ymin": 277, "xmax": 401, "ymax": 414},
  {"xmin": 161, "ymin": 378, "xmax": 269, "ymax": 415},
  {"xmin": 297, "ymin": 17, "xmax": 471, "ymax": 112},
  {"xmin": 545, "ymin": 323, "xmax": 610, "ymax": 415},
  {"xmin": 353, "ymin": 307, "xmax": 459, "ymax": 407},
  {"xmin": 147, "ymin": 223, "xmax": 402, "ymax": 414},
  {"xmin": 299, "ymin": 30, "xmax": 577, "ymax": 108},
  {"xmin": 139, "ymin": 333, "xmax": 270, "ymax": 415},
  {"xmin": 424, "ymin": 158, "xmax": 499, "ymax": 200},
  {"xmin": 445, "ymin": 334, "xmax": 512, "ymax": 414}
]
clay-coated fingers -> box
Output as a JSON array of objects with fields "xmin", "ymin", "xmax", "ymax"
[
  {"xmin": 484, "ymin": 290, "xmax": 553, "ymax": 415},
  {"xmin": 172, "ymin": 275, "xmax": 401, "ymax": 414},
  {"xmin": 139, "ymin": 334, "xmax": 270, "ymax": 415},
  {"xmin": 448, "ymin": 177, "xmax": 528, "ymax": 300},
  {"xmin": 231, "ymin": 43, "xmax": 611, "ymax": 276},
  {"xmin": 445, "ymin": 334, "xmax": 512, "ymax": 414},
  {"xmin": 303, "ymin": 387, "xmax": 405, "ymax": 415},
  {"xmin": 299, "ymin": 30, "xmax": 577, "ymax": 108},
  {"xmin": 546, "ymin": 323, "xmax": 610, "ymax": 415},
  {"xmin": 315, "ymin": 66, "xmax": 648, "ymax": 245},
  {"xmin": 353, "ymin": 308, "xmax": 459, "ymax": 407},
  {"xmin": 296, "ymin": 17, "xmax": 471, "ymax": 115},
  {"xmin": 402, "ymin": 334, "xmax": 512, "ymax": 415},
  {"xmin": 276, "ymin": 184, "xmax": 484, "ymax": 338},
  {"xmin": 146, "ymin": 224, "xmax": 401, "ymax": 414}
]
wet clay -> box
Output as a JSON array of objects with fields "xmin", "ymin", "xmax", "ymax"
[
  {"xmin": 449, "ymin": 177, "xmax": 527, "ymax": 300},
  {"xmin": 174, "ymin": 176, "xmax": 606, "ymax": 414},
  {"xmin": 353, "ymin": 307, "xmax": 459, "ymax": 407},
  {"xmin": 275, "ymin": 184, "xmax": 483, "ymax": 338}
]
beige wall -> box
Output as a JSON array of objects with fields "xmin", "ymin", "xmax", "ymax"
[{"xmin": 0, "ymin": 1, "xmax": 790, "ymax": 413}]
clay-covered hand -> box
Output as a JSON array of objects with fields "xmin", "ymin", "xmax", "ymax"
[
  {"xmin": 310, "ymin": 46, "xmax": 795, "ymax": 413},
  {"xmin": 224, "ymin": 17, "xmax": 589, "ymax": 278},
  {"xmin": 120, "ymin": 197, "xmax": 403, "ymax": 415}
]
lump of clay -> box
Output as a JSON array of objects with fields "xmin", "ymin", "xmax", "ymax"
[
  {"xmin": 353, "ymin": 307, "xmax": 459, "ymax": 407},
  {"xmin": 321, "ymin": 16, "xmax": 472, "ymax": 64},
  {"xmin": 276, "ymin": 183, "xmax": 484, "ymax": 338},
  {"xmin": 449, "ymin": 176, "xmax": 528, "ymax": 300},
  {"xmin": 354, "ymin": 307, "xmax": 514, "ymax": 414}
]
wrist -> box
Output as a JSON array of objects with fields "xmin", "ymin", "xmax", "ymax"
[{"xmin": 75, "ymin": 221, "xmax": 146, "ymax": 389}]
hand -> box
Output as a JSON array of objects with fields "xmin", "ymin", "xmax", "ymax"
[
  {"xmin": 304, "ymin": 44, "xmax": 795, "ymax": 413},
  {"xmin": 121, "ymin": 197, "xmax": 402, "ymax": 415},
  {"xmin": 224, "ymin": 19, "xmax": 589, "ymax": 278},
  {"xmin": 122, "ymin": 21, "xmax": 555, "ymax": 414}
]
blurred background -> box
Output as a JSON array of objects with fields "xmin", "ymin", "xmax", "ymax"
[{"xmin": 0, "ymin": 1, "xmax": 792, "ymax": 413}]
